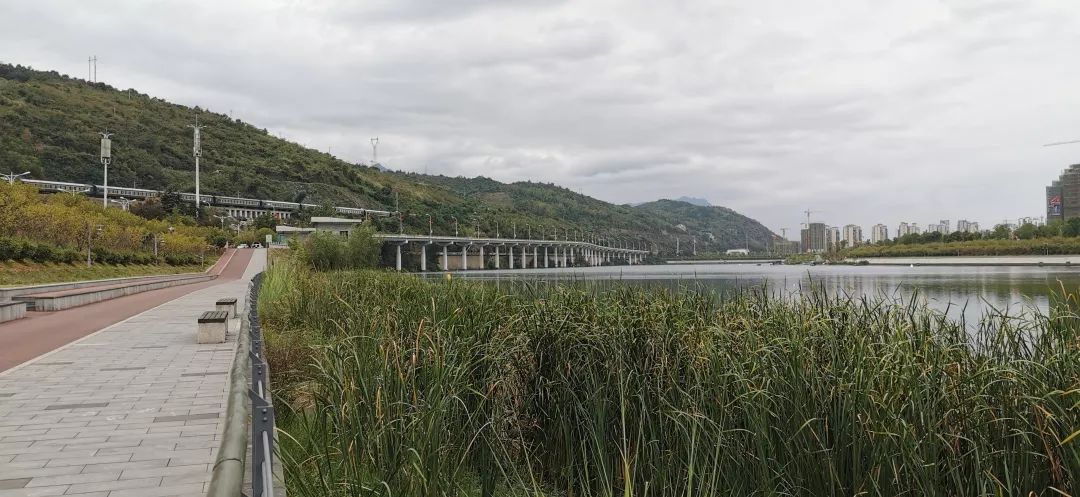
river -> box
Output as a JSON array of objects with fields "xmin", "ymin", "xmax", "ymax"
[{"xmin": 442, "ymin": 263, "xmax": 1080, "ymax": 324}]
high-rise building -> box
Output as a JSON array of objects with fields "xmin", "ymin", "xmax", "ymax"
[
  {"xmin": 826, "ymin": 226, "xmax": 841, "ymax": 251},
  {"xmin": 957, "ymin": 219, "xmax": 973, "ymax": 233},
  {"xmin": 939, "ymin": 220, "xmax": 950, "ymax": 234},
  {"xmin": 1045, "ymin": 165, "xmax": 1080, "ymax": 223},
  {"xmin": 898, "ymin": 222, "xmax": 921, "ymax": 237},
  {"xmin": 843, "ymin": 224, "xmax": 862, "ymax": 247},
  {"xmin": 800, "ymin": 222, "xmax": 827, "ymax": 253},
  {"xmin": 870, "ymin": 224, "xmax": 888, "ymax": 243}
]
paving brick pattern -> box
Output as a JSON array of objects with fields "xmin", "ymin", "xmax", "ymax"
[{"xmin": 0, "ymin": 252, "xmax": 264, "ymax": 496}]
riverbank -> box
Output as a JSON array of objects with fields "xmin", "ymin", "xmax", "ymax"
[
  {"xmin": 259, "ymin": 262, "xmax": 1080, "ymax": 496},
  {"xmin": 850, "ymin": 254, "xmax": 1080, "ymax": 266}
]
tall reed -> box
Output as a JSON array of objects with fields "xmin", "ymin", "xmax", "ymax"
[{"xmin": 260, "ymin": 263, "xmax": 1080, "ymax": 497}]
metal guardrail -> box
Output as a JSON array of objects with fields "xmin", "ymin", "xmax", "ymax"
[
  {"xmin": 206, "ymin": 272, "xmax": 280, "ymax": 497},
  {"xmin": 247, "ymin": 272, "xmax": 278, "ymax": 497}
]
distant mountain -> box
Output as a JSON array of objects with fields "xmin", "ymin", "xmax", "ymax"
[
  {"xmin": 634, "ymin": 199, "xmax": 775, "ymax": 253},
  {"xmin": 0, "ymin": 61, "xmax": 774, "ymax": 254},
  {"xmin": 675, "ymin": 196, "xmax": 711, "ymax": 207}
]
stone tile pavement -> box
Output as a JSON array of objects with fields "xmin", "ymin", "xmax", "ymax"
[{"xmin": 0, "ymin": 251, "xmax": 265, "ymax": 496}]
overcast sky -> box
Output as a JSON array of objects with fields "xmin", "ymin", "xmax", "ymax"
[{"xmin": 5, "ymin": 0, "xmax": 1080, "ymax": 235}]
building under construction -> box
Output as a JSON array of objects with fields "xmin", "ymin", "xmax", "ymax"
[
  {"xmin": 1045, "ymin": 164, "xmax": 1080, "ymax": 224},
  {"xmin": 800, "ymin": 222, "xmax": 827, "ymax": 253}
]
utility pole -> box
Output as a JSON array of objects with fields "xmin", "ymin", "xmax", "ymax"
[
  {"xmin": 370, "ymin": 137, "xmax": 379, "ymax": 166},
  {"xmin": 99, "ymin": 131, "xmax": 112, "ymax": 208},
  {"xmin": 88, "ymin": 56, "xmax": 97, "ymax": 82},
  {"xmin": 189, "ymin": 116, "xmax": 205, "ymax": 217}
]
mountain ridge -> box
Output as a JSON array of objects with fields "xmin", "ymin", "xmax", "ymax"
[{"xmin": 0, "ymin": 62, "xmax": 775, "ymax": 253}]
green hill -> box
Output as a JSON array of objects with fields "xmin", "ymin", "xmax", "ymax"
[{"xmin": 0, "ymin": 62, "xmax": 775, "ymax": 254}]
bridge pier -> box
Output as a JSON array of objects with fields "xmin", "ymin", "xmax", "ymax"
[
  {"xmin": 494, "ymin": 246, "xmax": 500, "ymax": 269},
  {"xmin": 461, "ymin": 245, "xmax": 468, "ymax": 271},
  {"xmin": 442, "ymin": 245, "xmax": 449, "ymax": 271},
  {"xmin": 544, "ymin": 247, "xmax": 549, "ymax": 268},
  {"xmin": 479, "ymin": 245, "xmax": 485, "ymax": 270},
  {"xmin": 508, "ymin": 246, "xmax": 514, "ymax": 269},
  {"xmin": 420, "ymin": 243, "xmax": 427, "ymax": 271}
]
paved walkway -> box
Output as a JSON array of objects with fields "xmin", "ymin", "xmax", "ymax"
[
  {"xmin": 0, "ymin": 250, "xmax": 252, "ymax": 372},
  {"xmin": 0, "ymin": 250, "xmax": 265, "ymax": 496}
]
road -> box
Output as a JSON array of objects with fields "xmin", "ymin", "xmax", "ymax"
[{"xmin": 0, "ymin": 249, "xmax": 255, "ymax": 372}]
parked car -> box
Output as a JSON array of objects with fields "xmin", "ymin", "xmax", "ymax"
[
  {"xmin": 253, "ymin": 243, "xmax": 263, "ymax": 248},
  {"xmin": 237, "ymin": 244, "xmax": 249, "ymax": 248}
]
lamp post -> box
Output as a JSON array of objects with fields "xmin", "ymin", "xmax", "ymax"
[
  {"xmin": 86, "ymin": 224, "xmax": 103, "ymax": 266},
  {"xmin": 452, "ymin": 216, "xmax": 459, "ymax": 237},
  {"xmin": 189, "ymin": 116, "xmax": 205, "ymax": 217},
  {"xmin": 2, "ymin": 171, "xmax": 30, "ymax": 184},
  {"xmin": 99, "ymin": 131, "xmax": 112, "ymax": 208},
  {"xmin": 428, "ymin": 214, "xmax": 433, "ymax": 237},
  {"xmin": 495, "ymin": 221, "xmax": 500, "ymax": 238}
]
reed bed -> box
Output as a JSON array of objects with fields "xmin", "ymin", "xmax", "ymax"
[{"xmin": 259, "ymin": 264, "xmax": 1080, "ymax": 497}]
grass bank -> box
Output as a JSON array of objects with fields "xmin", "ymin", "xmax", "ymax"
[
  {"xmin": 0, "ymin": 260, "xmax": 211, "ymax": 287},
  {"xmin": 845, "ymin": 237, "xmax": 1080, "ymax": 258},
  {"xmin": 260, "ymin": 263, "xmax": 1080, "ymax": 497}
]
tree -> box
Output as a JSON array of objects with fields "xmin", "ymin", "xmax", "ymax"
[
  {"xmin": 130, "ymin": 198, "xmax": 166, "ymax": 220},
  {"xmin": 990, "ymin": 224, "xmax": 1012, "ymax": 240},
  {"xmin": 253, "ymin": 213, "xmax": 277, "ymax": 231},
  {"xmin": 1015, "ymin": 223, "xmax": 1037, "ymax": 240},
  {"xmin": 1063, "ymin": 218, "xmax": 1080, "ymax": 237}
]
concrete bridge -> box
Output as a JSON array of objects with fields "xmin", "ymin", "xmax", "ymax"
[{"xmin": 375, "ymin": 234, "xmax": 650, "ymax": 271}]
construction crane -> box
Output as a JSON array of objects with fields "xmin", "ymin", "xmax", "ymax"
[
  {"xmin": 803, "ymin": 209, "xmax": 821, "ymax": 227},
  {"xmin": 1045, "ymin": 139, "xmax": 1080, "ymax": 147},
  {"xmin": 779, "ymin": 227, "xmax": 790, "ymax": 239}
]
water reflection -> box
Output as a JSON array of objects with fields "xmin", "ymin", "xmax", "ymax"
[{"xmin": 437, "ymin": 263, "xmax": 1080, "ymax": 323}]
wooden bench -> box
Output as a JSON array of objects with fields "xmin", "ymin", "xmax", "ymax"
[
  {"xmin": 0, "ymin": 301, "xmax": 27, "ymax": 324},
  {"xmin": 215, "ymin": 298, "xmax": 238, "ymax": 318},
  {"xmin": 197, "ymin": 310, "xmax": 229, "ymax": 344}
]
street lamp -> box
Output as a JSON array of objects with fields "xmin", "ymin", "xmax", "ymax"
[
  {"xmin": 100, "ymin": 131, "xmax": 112, "ymax": 208},
  {"xmin": 495, "ymin": 221, "xmax": 500, "ymax": 238},
  {"xmin": 451, "ymin": 216, "xmax": 459, "ymax": 237},
  {"xmin": 86, "ymin": 223, "xmax": 103, "ymax": 266},
  {"xmin": 189, "ymin": 116, "xmax": 205, "ymax": 217},
  {"xmin": 115, "ymin": 197, "xmax": 133, "ymax": 211},
  {"xmin": 428, "ymin": 214, "xmax": 433, "ymax": 237},
  {"xmin": 1, "ymin": 171, "xmax": 30, "ymax": 184}
]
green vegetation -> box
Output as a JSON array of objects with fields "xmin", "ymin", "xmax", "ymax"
[
  {"xmin": 0, "ymin": 260, "xmax": 208, "ymax": 287},
  {"xmin": 0, "ymin": 62, "xmax": 774, "ymax": 254},
  {"xmin": 260, "ymin": 262, "xmax": 1079, "ymax": 496},
  {"xmin": 844, "ymin": 220, "xmax": 1080, "ymax": 257},
  {"xmin": 0, "ymin": 182, "xmax": 224, "ymax": 266},
  {"xmin": 292, "ymin": 225, "xmax": 382, "ymax": 271},
  {"xmin": 846, "ymin": 236, "xmax": 1080, "ymax": 258}
]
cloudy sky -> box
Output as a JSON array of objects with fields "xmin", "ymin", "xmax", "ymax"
[{"xmin": 5, "ymin": 0, "xmax": 1080, "ymax": 235}]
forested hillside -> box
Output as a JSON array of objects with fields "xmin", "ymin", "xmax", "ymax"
[{"xmin": 0, "ymin": 62, "xmax": 775, "ymax": 253}]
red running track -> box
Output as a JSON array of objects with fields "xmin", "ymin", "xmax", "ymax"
[{"xmin": 0, "ymin": 249, "xmax": 255, "ymax": 372}]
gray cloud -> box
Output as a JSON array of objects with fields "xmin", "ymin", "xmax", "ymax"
[{"xmin": 4, "ymin": 0, "xmax": 1080, "ymax": 235}]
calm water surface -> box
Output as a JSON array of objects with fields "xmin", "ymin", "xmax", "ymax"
[{"xmin": 444, "ymin": 263, "xmax": 1080, "ymax": 322}]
